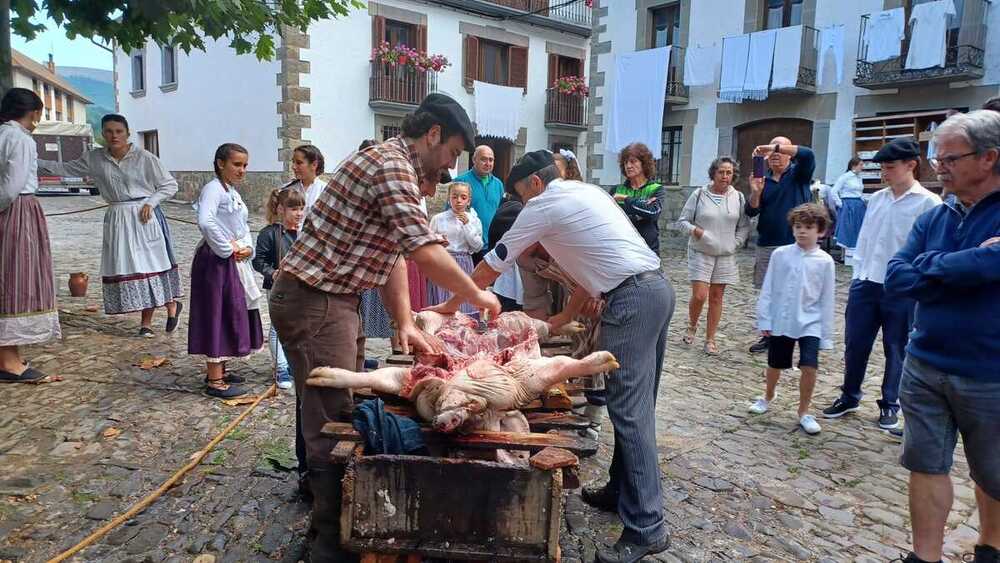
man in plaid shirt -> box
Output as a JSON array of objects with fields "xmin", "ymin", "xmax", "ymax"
[{"xmin": 269, "ymin": 93, "xmax": 500, "ymax": 562}]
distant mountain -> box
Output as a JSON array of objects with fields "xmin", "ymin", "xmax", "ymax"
[{"xmin": 57, "ymin": 66, "xmax": 114, "ymax": 144}]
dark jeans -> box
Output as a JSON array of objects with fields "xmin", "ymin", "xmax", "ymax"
[{"xmin": 840, "ymin": 279, "xmax": 914, "ymax": 409}]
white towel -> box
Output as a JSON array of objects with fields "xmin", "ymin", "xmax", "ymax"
[
  {"xmin": 743, "ymin": 29, "xmax": 777, "ymax": 101},
  {"xmin": 863, "ymin": 8, "xmax": 905, "ymax": 63},
  {"xmin": 683, "ymin": 44, "xmax": 717, "ymax": 87},
  {"xmin": 906, "ymin": 0, "xmax": 957, "ymax": 70},
  {"xmin": 817, "ymin": 25, "xmax": 846, "ymax": 87},
  {"xmin": 473, "ymin": 81, "xmax": 523, "ymax": 141},
  {"xmin": 607, "ymin": 46, "xmax": 670, "ymax": 154},
  {"xmin": 771, "ymin": 26, "xmax": 803, "ymax": 90},
  {"xmin": 235, "ymin": 234, "xmax": 262, "ymax": 310},
  {"xmin": 720, "ymin": 35, "xmax": 750, "ymax": 102}
]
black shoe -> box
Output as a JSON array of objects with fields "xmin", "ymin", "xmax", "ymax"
[
  {"xmin": 971, "ymin": 544, "xmax": 1000, "ymax": 563},
  {"xmin": 877, "ymin": 399, "xmax": 900, "ymax": 429},
  {"xmin": 204, "ymin": 382, "xmax": 248, "ymax": 399},
  {"xmin": 166, "ymin": 301, "xmax": 183, "ymax": 333},
  {"xmin": 749, "ymin": 335, "xmax": 770, "ymax": 354},
  {"xmin": 822, "ymin": 397, "xmax": 861, "ymax": 419},
  {"xmin": 203, "ymin": 373, "xmax": 246, "ymax": 384},
  {"xmin": 596, "ymin": 535, "xmax": 671, "ymax": 563},
  {"xmin": 892, "ymin": 552, "xmax": 941, "ymax": 563},
  {"xmin": 138, "ymin": 327, "xmax": 155, "ymax": 338},
  {"xmin": 884, "ymin": 426, "xmax": 904, "ymax": 442},
  {"xmin": 581, "ymin": 483, "xmax": 618, "ymax": 512},
  {"xmin": 0, "ymin": 367, "xmax": 47, "ymax": 383}
]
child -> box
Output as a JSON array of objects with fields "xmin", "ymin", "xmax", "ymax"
[
  {"xmin": 253, "ymin": 187, "xmax": 305, "ymax": 390},
  {"xmin": 426, "ymin": 182, "xmax": 483, "ymax": 316},
  {"xmin": 748, "ymin": 203, "xmax": 835, "ymax": 435}
]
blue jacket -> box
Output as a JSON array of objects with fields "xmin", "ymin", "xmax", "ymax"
[
  {"xmin": 745, "ymin": 147, "xmax": 816, "ymax": 247},
  {"xmin": 885, "ymin": 190, "xmax": 1000, "ymax": 380},
  {"xmin": 454, "ymin": 169, "xmax": 504, "ymax": 247}
]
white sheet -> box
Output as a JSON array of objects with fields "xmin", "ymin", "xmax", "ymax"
[
  {"xmin": 863, "ymin": 8, "xmax": 905, "ymax": 63},
  {"xmin": 607, "ymin": 46, "xmax": 670, "ymax": 154},
  {"xmin": 772, "ymin": 25, "xmax": 803, "ymax": 90},
  {"xmin": 818, "ymin": 25, "xmax": 846, "ymax": 87},
  {"xmin": 683, "ymin": 44, "xmax": 718, "ymax": 87},
  {"xmin": 473, "ymin": 81, "xmax": 523, "ymax": 141},
  {"xmin": 743, "ymin": 29, "xmax": 777, "ymax": 101},
  {"xmin": 906, "ymin": 0, "xmax": 957, "ymax": 70},
  {"xmin": 720, "ymin": 34, "xmax": 750, "ymax": 102}
]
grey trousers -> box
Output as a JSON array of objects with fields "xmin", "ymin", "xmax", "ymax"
[{"xmin": 600, "ymin": 271, "xmax": 675, "ymax": 545}]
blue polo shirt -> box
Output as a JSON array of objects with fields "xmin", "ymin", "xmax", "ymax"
[
  {"xmin": 454, "ymin": 169, "xmax": 504, "ymax": 247},
  {"xmin": 745, "ymin": 147, "xmax": 816, "ymax": 247}
]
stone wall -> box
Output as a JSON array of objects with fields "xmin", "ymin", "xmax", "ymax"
[{"xmin": 172, "ymin": 171, "xmax": 288, "ymax": 212}]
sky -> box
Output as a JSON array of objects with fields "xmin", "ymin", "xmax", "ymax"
[{"xmin": 10, "ymin": 15, "xmax": 114, "ymax": 71}]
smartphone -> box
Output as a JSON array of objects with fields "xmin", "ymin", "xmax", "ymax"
[{"xmin": 752, "ymin": 155, "xmax": 766, "ymax": 179}]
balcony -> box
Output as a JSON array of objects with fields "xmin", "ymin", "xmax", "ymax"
[
  {"xmin": 666, "ymin": 46, "xmax": 689, "ymax": 105},
  {"xmin": 430, "ymin": 0, "xmax": 591, "ymax": 36},
  {"xmin": 854, "ymin": 2, "xmax": 986, "ymax": 90},
  {"xmin": 369, "ymin": 61, "xmax": 438, "ymax": 112},
  {"xmin": 545, "ymin": 89, "xmax": 588, "ymax": 130},
  {"xmin": 717, "ymin": 26, "xmax": 819, "ymax": 101}
]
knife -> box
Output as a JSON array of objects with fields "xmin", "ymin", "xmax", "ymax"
[{"xmin": 476, "ymin": 309, "xmax": 489, "ymax": 334}]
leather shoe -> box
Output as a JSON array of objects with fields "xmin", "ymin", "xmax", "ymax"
[
  {"xmin": 596, "ymin": 535, "xmax": 671, "ymax": 563},
  {"xmin": 581, "ymin": 482, "xmax": 618, "ymax": 512}
]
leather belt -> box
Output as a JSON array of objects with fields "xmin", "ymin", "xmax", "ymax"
[{"xmin": 604, "ymin": 269, "xmax": 663, "ymax": 297}]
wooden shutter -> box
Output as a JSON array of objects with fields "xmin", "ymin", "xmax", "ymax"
[
  {"xmin": 547, "ymin": 54, "xmax": 558, "ymax": 89},
  {"xmin": 464, "ymin": 35, "xmax": 480, "ymax": 88},
  {"xmin": 509, "ymin": 46, "xmax": 528, "ymax": 93},
  {"xmin": 372, "ymin": 16, "xmax": 386, "ymax": 48},
  {"xmin": 416, "ymin": 24, "xmax": 427, "ymax": 53}
]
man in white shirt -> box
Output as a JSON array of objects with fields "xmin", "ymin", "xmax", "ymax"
[
  {"xmin": 431, "ymin": 150, "xmax": 675, "ymax": 563},
  {"xmin": 821, "ymin": 138, "xmax": 941, "ymax": 429}
]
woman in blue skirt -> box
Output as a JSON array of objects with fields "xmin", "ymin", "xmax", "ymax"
[{"xmin": 831, "ymin": 157, "xmax": 866, "ymax": 263}]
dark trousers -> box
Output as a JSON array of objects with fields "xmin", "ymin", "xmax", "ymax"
[
  {"xmin": 840, "ymin": 279, "xmax": 915, "ymax": 409},
  {"xmin": 497, "ymin": 293, "xmax": 522, "ymax": 313},
  {"xmin": 295, "ymin": 392, "xmax": 307, "ymax": 476}
]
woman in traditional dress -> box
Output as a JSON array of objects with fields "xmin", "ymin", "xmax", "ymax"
[
  {"xmin": 188, "ymin": 143, "xmax": 264, "ymax": 399},
  {"xmin": 426, "ymin": 182, "xmax": 483, "ymax": 316},
  {"xmin": 831, "ymin": 157, "xmax": 867, "ymax": 263},
  {"xmin": 0, "ymin": 88, "xmax": 61, "ymax": 382},
  {"xmin": 38, "ymin": 114, "xmax": 182, "ymax": 337}
]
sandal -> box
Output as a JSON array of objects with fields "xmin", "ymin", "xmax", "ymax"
[
  {"xmin": 204, "ymin": 373, "xmax": 246, "ymax": 384},
  {"xmin": 704, "ymin": 340, "xmax": 720, "ymax": 356},
  {"xmin": 166, "ymin": 302, "xmax": 183, "ymax": 333},
  {"xmin": 204, "ymin": 379, "xmax": 248, "ymax": 399},
  {"xmin": 0, "ymin": 367, "xmax": 47, "ymax": 383},
  {"xmin": 682, "ymin": 324, "xmax": 697, "ymax": 345}
]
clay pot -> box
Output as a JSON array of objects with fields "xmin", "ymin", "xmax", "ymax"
[{"xmin": 68, "ymin": 272, "xmax": 89, "ymax": 297}]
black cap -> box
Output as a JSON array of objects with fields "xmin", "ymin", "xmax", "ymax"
[
  {"xmin": 872, "ymin": 137, "xmax": 921, "ymax": 162},
  {"xmin": 506, "ymin": 150, "xmax": 556, "ymax": 194},
  {"xmin": 416, "ymin": 93, "xmax": 476, "ymax": 152}
]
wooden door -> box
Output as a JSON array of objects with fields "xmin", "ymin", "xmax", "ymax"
[
  {"xmin": 734, "ymin": 118, "xmax": 813, "ymax": 194},
  {"xmin": 471, "ymin": 136, "xmax": 514, "ymax": 183}
]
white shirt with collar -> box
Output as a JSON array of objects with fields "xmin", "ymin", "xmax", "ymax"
[
  {"xmin": 484, "ymin": 179, "xmax": 661, "ymax": 295},
  {"xmin": 757, "ymin": 243, "xmax": 836, "ymax": 349},
  {"xmin": 852, "ymin": 181, "xmax": 941, "ymax": 284},
  {"xmin": 0, "ymin": 121, "xmax": 38, "ymax": 211}
]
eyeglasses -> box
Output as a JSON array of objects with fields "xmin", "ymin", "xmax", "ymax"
[{"xmin": 930, "ymin": 151, "xmax": 979, "ymax": 169}]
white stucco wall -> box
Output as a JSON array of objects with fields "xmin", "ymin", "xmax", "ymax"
[
  {"xmin": 12, "ymin": 70, "xmax": 91, "ymax": 125},
  {"xmin": 114, "ymin": 37, "xmax": 281, "ymax": 172}
]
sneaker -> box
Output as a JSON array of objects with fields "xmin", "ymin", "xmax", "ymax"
[
  {"xmin": 138, "ymin": 327, "xmax": 155, "ymax": 338},
  {"xmin": 749, "ymin": 335, "xmax": 770, "ymax": 353},
  {"xmin": 891, "ymin": 553, "xmax": 940, "ymax": 563},
  {"xmin": 363, "ymin": 358, "xmax": 380, "ymax": 371},
  {"xmin": 884, "ymin": 426, "xmax": 904, "ymax": 443},
  {"xmin": 596, "ymin": 535, "xmax": 671, "ymax": 563},
  {"xmin": 276, "ymin": 370, "xmax": 293, "ymax": 390},
  {"xmin": 581, "ymin": 482, "xmax": 618, "ymax": 512},
  {"xmin": 877, "ymin": 400, "xmax": 900, "ymax": 429},
  {"xmin": 799, "ymin": 414, "xmax": 822, "ymax": 435},
  {"xmin": 748, "ymin": 397, "xmax": 771, "ymax": 414},
  {"xmin": 822, "ymin": 397, "xmax": 861, "ymax": 419},
  {"xmin": 970, "ymin": 544, "xmax": 1000, "ymax": 563}
]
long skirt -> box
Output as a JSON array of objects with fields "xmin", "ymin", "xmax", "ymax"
[
  {"xmin": 360, "ymin": 288, "xmax": 393, "ymax": 339},
  {"xmin": 426, "ymin": 252, "xmax": 479, "ymax": 317},
  {"xmin": 101, "ymin": 203, "xmax": 183, "ymax": 315},
  {"xmin": 406, "ymin": 258, "xmax": 428, "ymax": 312},
  {"xmin": 834, "ymin": 198, "xmax": 867, "ymax": 250},
  {"xmin": 0, "ymin": 195, "xmax": 61, "ymax": 346},
  {"xmin": 187, "ymin": 244, "xmax": 263, "ymax": 362}
]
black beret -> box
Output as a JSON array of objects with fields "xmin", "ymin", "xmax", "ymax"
[
  {"xmin": 416, "ymin": 93, "xmax": 476, "ymax": 152},
  {"xmin": 872, "ymin": 137, "xmax": 921, "ymax": 162},
  {"xmin": 505, "ymin": 150, "xmax": 556, "ymax": 194}
]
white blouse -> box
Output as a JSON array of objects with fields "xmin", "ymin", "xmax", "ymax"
[
  {"xmin": 39, "ymin": 143, "xmax": 177, "ymax": 206},
  {"xmin": 196, "ymin": 179, "xmax": 252, "ymax": 259},
  {"xmin": 757, "ymin": 244, "xmax": 836, "ymax": 349},
  {"xmin": 0, "ymin": 121, "xmax": 38, "ymax": 211},
  {"xmin": 429, "ymin": 208, "xmax": 484, "ymax": 254}
]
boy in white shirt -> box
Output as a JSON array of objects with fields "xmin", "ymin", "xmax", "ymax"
[{"xmin": 749, "ymin": 203, "xmax": 836, "ymax": 435}]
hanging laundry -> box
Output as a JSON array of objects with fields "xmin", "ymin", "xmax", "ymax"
[
  {"xmin": 473, "ymin": 81, "xmax": 523, "ymax": 141},
  {"xmin": 720, "ymin": 34, "xmax": 750, "ymax": 102},
  {"xmin": 817, "ymin": 25, "xmax": 846, "ymax": 87},
  {"xmin": 607, "ymin": 46, "xmax": 671, "ymax": 154},
  {"xmin": 926, "ymin": 122, "xmax": 939, "ymax": 160},
  {"xmin": 683, "ymin": 44, "xmax": 718, "ymax": 87},
  {"xmin": 742, "ymin": 29, "xmax": 777, "ymax": 101},
  {"xmin": 906, "ymin": 0, "xmax": 957, "ymax": 70},
  {"xmin": 772, "ymin": 25, "xmax": 803, "ymax": 90},
  {"xmin": 863, "ymin": 7, "xmax": 905, "ymax": 62}
]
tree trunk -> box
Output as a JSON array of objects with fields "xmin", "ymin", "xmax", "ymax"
[{"xmin": 0, "ymin": 0, "xmax": 12, "ymax": 98}]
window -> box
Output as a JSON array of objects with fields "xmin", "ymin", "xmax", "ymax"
[
  {"xmin": 161, "ymin": 45, "xmax": 177, "ymax": 85},
  {"xmin": 385, "ymin": 19, "xmax": 416, "ymax": 48},
  {"xmin": 479, "ymin": 40, "xmax": 511, "ymax": 86},
  {"xmin": 68, "ymin": 100, "xmax": 74, "ymax": 122},
  {"xmin": 31, "ymin": 78, "xmax": 39, "ymax": 95},
  {"xmin": 657, "ymin": 127, "xmax": 683, "ymax": 185},
  {"xmin": 650, "ymin": 4, "xmax": 681, "ymax": 48},
  {"xmin": 381, "ymin": 124, "xmax": 402, "ymax": 141},
  {"xmin": 464, "ymin": 36, "xmax": 528, "ymax": 91},
  {"xmin": 763, "ymin": 0, "xmax": 804, "ymax": 30},
  {"xmin": 131, "ymin": 51, "xmax": 145, "ymax": 92},
  {"xmin": 141, "ymin": 130, "xmax": 160, "ymax": 157}
]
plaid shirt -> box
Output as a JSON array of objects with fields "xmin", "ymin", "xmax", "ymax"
[{"xmin": 280, "ymin": 137, "xmax": 446, "ymax": 294}]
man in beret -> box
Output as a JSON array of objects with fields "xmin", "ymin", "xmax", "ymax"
[
  {"xmin": 430, "ymin": 150, "xmax": 675, "ymax": 563},
  {"xmin": 270, "ymin": 93, "xmax": 500, "ymax": 562},
  {"xmin": 821, "ymin": 137, "xmax": 940, "ymax": 431}
]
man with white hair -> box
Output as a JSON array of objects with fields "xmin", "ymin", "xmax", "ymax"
[
  {"xmin": 885, "ymin": 110, "xmax": 1000, "ymax": 563},
  {"xmin": 455, "ymin": 145, "xmax": 504, "ymax": 262}
]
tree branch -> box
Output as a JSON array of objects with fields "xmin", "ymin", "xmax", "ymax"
[{"xmin": 89, "ymin": 37, "xmax": 113, "ymax": 53}]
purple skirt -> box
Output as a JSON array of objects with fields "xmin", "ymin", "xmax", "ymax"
[
  {"xmin": 426, "ymin": 251, "xmax": 479, "ymax": 317},
  {"xmin": 187, "ymin": 243, "xmax": 264, "ymax": 362}
]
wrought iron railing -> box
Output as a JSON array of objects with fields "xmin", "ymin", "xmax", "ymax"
[
  {"xmin": 666, "ymin": 45, "xmax": 689, "ymax": 101},
  {"xmin": 545, "ymin": 89, "xmax": 587, "ymax": 127},
  {"xmin": 483, "ymin": 0, "xmax": 592, "ymax": 27},
  {"xmin": 783, "ymin": 25, "xmax": 818, "ymax": 91},
  {"xmin": 369, "ymin": 61, "xmax": 439, "ymax": 106}
]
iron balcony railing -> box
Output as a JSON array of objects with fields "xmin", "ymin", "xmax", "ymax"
[
  {"xmin": 666, "ymin": 45, "xmax": 689, "ymax": 102},
  {"xmin": 717, "ymin": 25, "xmax": 819, "ymax": 98},
  {"xmin": 369, "ymin": 60, "xmax": 439, "ymax": 107},
  {"xmin": 545, "ymin": 88, "xmax": 587, "ymax": 128},
  {"xmin": 482, "ymin": 0, "xmax": 591, "ymax": 28}
]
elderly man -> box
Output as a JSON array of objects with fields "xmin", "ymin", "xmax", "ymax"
[
  {"xmin": 433, "ymin": 151, "xmax": 675, "ymax": 563},
  {"xmin": 885, "ymin": 110, "xmax": 1000, "ymax": 563},
  {"xmin": 455, "ymin": 145, "xmax": 504, "ymax": 260},
  {"xmin": 821, "ymin": 138, "xmax": 941, "ymax": 430},
  {"xmin": 270, "ymin": 93, "xmax": 500, "ymax": 562},
  {"xmin": 745, "ymin": 137, "xmax": 815, "ymax": 353}
]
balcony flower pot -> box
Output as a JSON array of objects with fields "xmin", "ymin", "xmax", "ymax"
[{"xmin": 68, "ymin": 272, "xmax": 89, "ymax": 297}]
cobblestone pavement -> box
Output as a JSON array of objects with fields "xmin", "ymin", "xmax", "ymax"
[{"xmin": 0, "ymin": 194, "xmax": 980, "ymax": 562}]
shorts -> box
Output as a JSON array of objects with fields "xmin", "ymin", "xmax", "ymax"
[
  {"xmin": 753, "ymin": 245, "xmax": 779, "ymax": 289},
  {"xmin": 767, "ymin": 335, "xmax": 820, "ymax": 369},
  {"xmin": 687, "ymin": 247, "xmax": 739, "ymax": 285},
  {"xmin": 899, "ymin": 355, "xmax": 1000, "ymax": 501}
]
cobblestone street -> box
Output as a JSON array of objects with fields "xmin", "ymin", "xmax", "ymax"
[{"xmin": 0, "ymin": 194, "xmax": 981, "ymax": 562}]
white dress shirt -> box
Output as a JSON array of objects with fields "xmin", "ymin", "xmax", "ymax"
[
  {"xmin": 0, "ymin": 121, "xmax": 38, "ymax": 212},
  {"xmin": 196, "ymin": 179, "xmax": 252, "ymax": 259},
  {"xmin": 429, "ymin": 208, "xmax": 484, "ymax": 254},
  {"xmin": 757, "ymin": 244, "xmax": 836, "ymax": 349},
  {"xmin": 852, "ymin": 182, "xmax": 941, "ymax": 284},
  {"xmin": 484, "ymin": 179, "xmax": 661, "ymax": 295}
]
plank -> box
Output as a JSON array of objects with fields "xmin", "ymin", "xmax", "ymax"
[
  {"xmin": 380, "ymin": 405, "xmax": 588, "ymax": 431},
  {"xmin": 331, "ymin": 441, "xmax": 356, "ymax": 464},
  {"xmin": 530, "ymin": 447, "xmax": 579, "ymax": 471}
]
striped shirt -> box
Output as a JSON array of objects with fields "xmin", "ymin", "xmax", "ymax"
[{"xmin": 280, "ymin": 136, "xmax": 445, "ymax": 294}]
